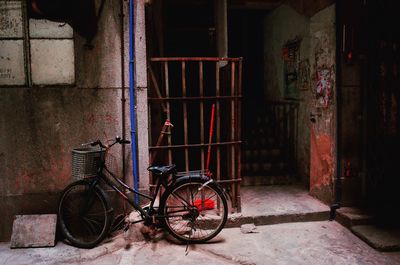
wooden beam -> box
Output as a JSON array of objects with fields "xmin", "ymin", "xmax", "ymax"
[{"xmin": 285, "ymin": 0, "xmax": 335, "ymax": 17}]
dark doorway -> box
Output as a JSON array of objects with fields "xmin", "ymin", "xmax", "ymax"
[
  {"xmin": 364, "ymin": 0, "xmax": 400, "ymax": 224},
  {"xmin": 338, "ymin": 0, "xmax": 400, "ymax": 224},
  {"xmin": 163, "ymin": 1, "xmax": 216, "ymax": 57},
  {"xmin": 228, "ymin": 10, "xmax": 265, "ymax": 111},
  {"xmin": 228, "ymin": 10, "xmax": 298, "ymax": 186}
]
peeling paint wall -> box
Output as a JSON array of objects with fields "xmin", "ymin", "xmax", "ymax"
[
  {"xmin": 0, "ymin": 0, "xmax": 132, "ymax": 241},
  {"xmin": 308, "ymin": 5, "xmax": 336, "ymax": 203},
  {"xmin": 264, "ymin": 4, "xmax": 336, "ymax": 203}
]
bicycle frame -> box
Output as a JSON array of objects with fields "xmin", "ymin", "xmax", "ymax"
[
  {"xmin": 83, "ymin": 137, "xmax": 217, "ymax": 224},
  {"xmin": 92, "ymin": 153, "xmax": 169, "ymax": 222}
]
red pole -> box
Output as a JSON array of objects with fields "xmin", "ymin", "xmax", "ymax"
[{"xmin": 206, "ymin": 104, "xmax": 215, "ymax": 177}]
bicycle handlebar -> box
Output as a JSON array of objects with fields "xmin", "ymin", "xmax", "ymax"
[
  {"xmin": 116, "ymin": 137, "xmax": 131, "ymax": 144},
  {"xmin": 81, "ymin": 137, "xmax": 130, "ymax": 149}
]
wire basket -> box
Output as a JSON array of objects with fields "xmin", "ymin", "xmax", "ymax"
[{"xmin": 72, "ymin": 147, "xmax": 105, "ymax": 179}]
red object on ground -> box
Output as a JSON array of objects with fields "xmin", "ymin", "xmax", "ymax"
[{"xmin": 193, "ymin": 199, "xmax": 215, "ymax": 211}]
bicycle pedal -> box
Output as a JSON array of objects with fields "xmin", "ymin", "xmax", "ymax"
[{"xmin": 127, "ymin": 211, "xmax": 142, "ymax": 223}]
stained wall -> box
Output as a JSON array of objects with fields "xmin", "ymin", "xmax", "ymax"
[
  {"xmin": 264, "ymin": 4, "xmax": 336, "ymax": 203},
  {"xmin": 0, "ymin": 0, "xmax": 132, "ymax": 241}
]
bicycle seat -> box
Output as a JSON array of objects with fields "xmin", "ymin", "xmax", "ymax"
[{"xmin": 147, "ymin": 164, "xmax": 176, "ymax": 176}]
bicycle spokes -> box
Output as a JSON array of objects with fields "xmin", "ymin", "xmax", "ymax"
[{"xmin": 163, "ymin": 181, "xmax": 227, "ymax": 242}]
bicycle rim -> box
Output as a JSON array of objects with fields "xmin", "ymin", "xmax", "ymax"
[
  {"xmin": 58, "ymin": 181, "xmax": 111, "ymax": 248},
  {"xmin": 162, "ymin": 181, "xmax": 228, "ymax": 243}
]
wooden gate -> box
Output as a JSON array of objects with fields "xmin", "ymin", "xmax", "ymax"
[{"xmin": 148, "ymin": 57, "xmax": 242, "ymax": 211}]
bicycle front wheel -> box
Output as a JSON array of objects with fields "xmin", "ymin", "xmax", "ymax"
[
  {"xmin": 58, "ymin": 180, "xmax": 113, "ymax": 248},
  {"xmin": 160, "ymin": 179, "xmax": 228, "ymax": 243}
]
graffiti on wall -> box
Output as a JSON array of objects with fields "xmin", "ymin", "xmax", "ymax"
[
  {"xmin": 282, "ymin": 38, "xmax": 301, "ymax": 99},
  {"xmin": 315, "ymin": 67, "xmax": 334, "ymax": 108}
]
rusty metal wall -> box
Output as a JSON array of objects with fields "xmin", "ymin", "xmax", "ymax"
[{"xmin": 148, "ymin": 57, "xmax": 243, "ymax": 211}]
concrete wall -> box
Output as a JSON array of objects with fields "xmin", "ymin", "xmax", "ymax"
[
  {"xmin": 264, "ymin": 5, "xmax": 310, "ymax": 101},
  {"xmin": 0, "ymin": 0, "xmax": 133, "ymax": 241},
  {"xmin": 264, "ymin": 5, "xmax": 312, "ymax": 186},
  {"xmin": 308, "ymin": 5, "xmax": 336, "ymax": 203},
  {"xmin": 263, "ymin": 4, "xmax": 336, "ymax": 203}
]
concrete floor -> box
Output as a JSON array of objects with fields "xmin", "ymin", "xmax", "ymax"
[
  {"xmin": 1, "ymin": 221, "xmax": 399, "ymax": 265},
  {"xmin": 1, "ymin": 185, "xmax": 399, "ymax": 264}
]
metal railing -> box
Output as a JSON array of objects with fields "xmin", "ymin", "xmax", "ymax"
[{"xmin": 148, "ymin": 57, "xmax": 243, "ymax": 211}]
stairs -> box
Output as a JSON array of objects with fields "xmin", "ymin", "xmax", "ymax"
[
  {"xmin": 336, "ymin": 207, "xmax": 400, "ymax": 251},
  {"xmin": 242, "ymin": 102, "xmax": 298, "ymax": 186}
]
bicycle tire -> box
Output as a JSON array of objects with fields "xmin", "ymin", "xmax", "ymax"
[
  {"xmin": 58, "ymin": 180, "xmax": 113, "ymax": 248},
  {"xmin": 159, "ymin": 178, "xmax": 228, "ymax": 243}
]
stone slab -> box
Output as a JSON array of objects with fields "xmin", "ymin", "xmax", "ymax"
[
  {"xmin": 351, "ymin": 225, "xmax": 400, "ymax": 251},
  {"xmin": 10, "ymin": 214, "xmax": 57, "ymax": 248},
  {"xmin": 336, "ymin": 207, "xmax": 374, "ymax": 228}
]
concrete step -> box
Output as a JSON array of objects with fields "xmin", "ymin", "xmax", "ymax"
[
  {"xmin": 351, "ymin": 225, "xmax": 400, "ymax": 251},
  {"xmin": 227, "ymin": 185, "xmax": 330, "ymax": 228},
  {"xmin": 243, "ymin": 149, "xmax": 284, "ymax": 161},
  {"xmin": 245, "ymin": 138, "xmax": 283, "ymax": 148},
  {"xmin": 336, "ymin": 207, "xmax": 374, "ymax": 228},
  {"xmin": 242, "ymin": 162, "xmax": 289, "ymax": 174},
  {"xmin": 241, "ymin": 175, "xmax": 292, "ymax": 186},
  {"xmin": 335, "ymin": 207, "xmax": 400, "ymax": 251},
  {"xmin": 226, "ymin": 210, "xmax": 328, "ymax": 228}
]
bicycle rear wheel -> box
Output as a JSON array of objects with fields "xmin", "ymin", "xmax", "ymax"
[
  {"xmin": 58, "ymin": 180, "xmax": 113, "ymax": 248},
  {"xmin": 160, "ymin": 179, "xmax": 228, "ymax": 243}
]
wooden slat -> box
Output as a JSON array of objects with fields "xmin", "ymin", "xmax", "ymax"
[
  {"xmin": 164, "ymin": 61, "xmax": 172, "ymax": 163},
  {"xmin": 182, "ymin": 61, "xmax": 189, "ymax": 172},
  {"xmin": 151, "ymin": 57, "xmax": 242, "ymax": 62},
  {"xmin": 230, "ymin": 61, "xmax": 236, "ymax": 209},
  {"xmin": 216, "ymin": 62, "xmax": 221, "ymax": 182},
  {"xmin": 149, "ymin": 141, "xmax": 242, "ymax": 150},
  {"xmin": 236, "ymin": 59, "xmax": 243, "ymax": 212},
  {"xmin": 199, "ymin": 61, "xmax": 205, "ymax": 172}
]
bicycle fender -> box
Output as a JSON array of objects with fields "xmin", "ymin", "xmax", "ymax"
[
  {"xmin": 173, "ymin": 174, "xmax": 209, "ymax": 184},
  {"xmin": 170, "ymin": 176, "xmax": 229, "ymax": 201}
]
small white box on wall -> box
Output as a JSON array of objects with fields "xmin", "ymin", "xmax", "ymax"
[{"xmin": 30, "ymin": 39, "xmax": 75, "ymax": 85}]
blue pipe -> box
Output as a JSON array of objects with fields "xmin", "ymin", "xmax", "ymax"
[{"xmin": 129, "ymin": 0, "xmax": 139, "ymax": 203}]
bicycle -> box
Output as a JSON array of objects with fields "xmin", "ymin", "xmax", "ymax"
[{"xmin": 58, "ymin": 137, "xmax": 228, "ymax": 249}]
